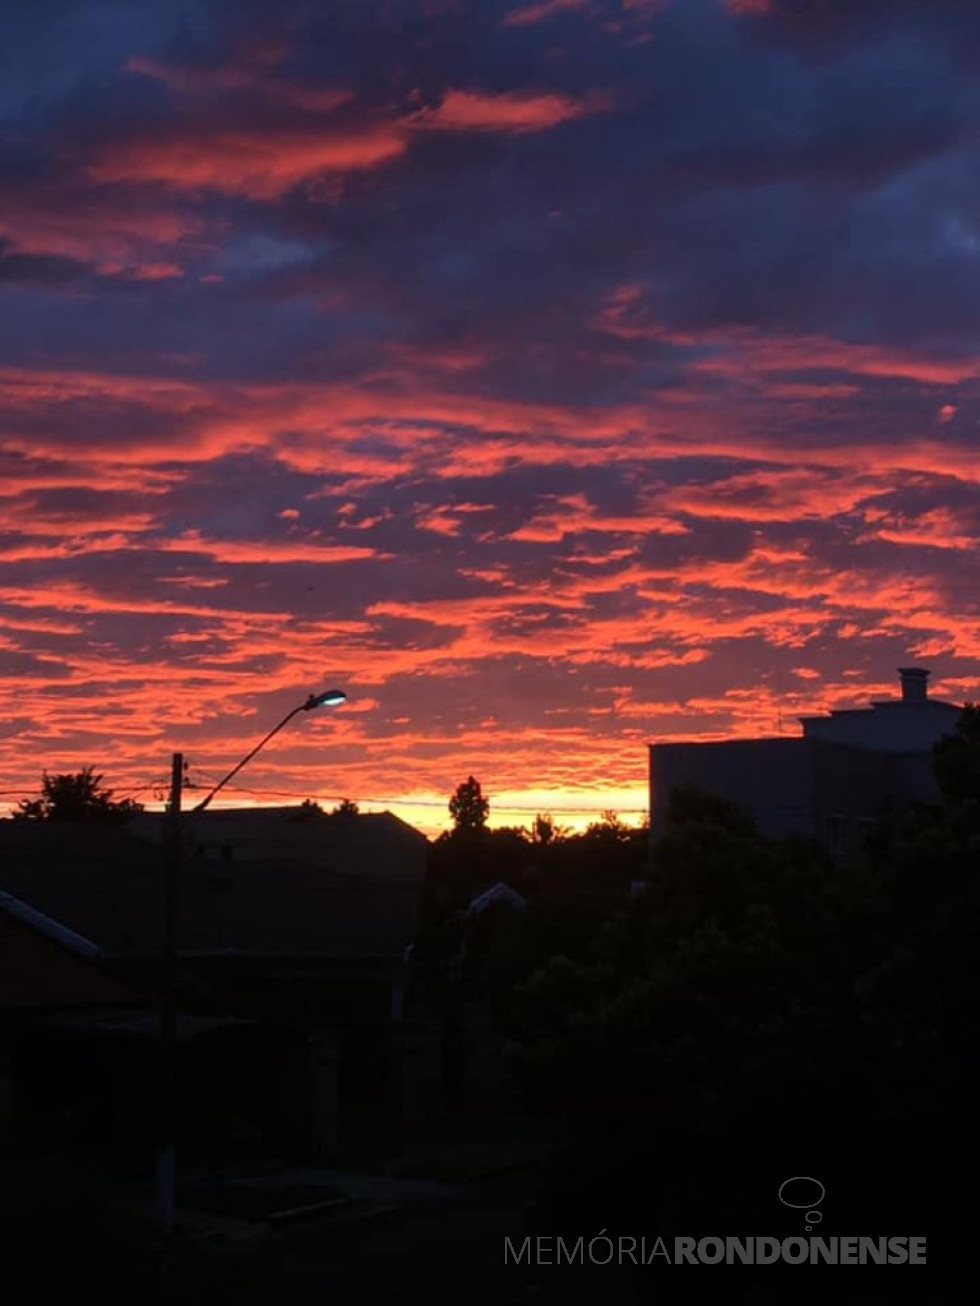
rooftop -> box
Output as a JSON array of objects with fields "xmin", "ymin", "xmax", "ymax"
[
  {"xmin": 0, "ymin": 821, "xmax": 422, "ymax": 961},
  {"xmin": 0, "ymin": 909, "xmax": 133, "ymax": 1011},
  {"xmin": 129, "ymin": 806, "xmax": 428, "ymax": 878}
]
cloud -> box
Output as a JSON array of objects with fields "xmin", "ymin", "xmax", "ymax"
[
  {"xmin": 0, "ymin": 188, "xmax": 199, "ymax": 276},
  {"xmin": 413, "ymin": 87, "xmax": 606, "ymax": 133},
  {"xmin": 2, "ymin": 0, "xmax": 980, "ymax": 825},
  {"xmin": 502, "ymin": 0, "xmax": 589, "ymax": 26},
  {"xmin": 126, "ymin": 53, "xmax": 354, "ymax": 114},
  {"xmin": 723, "ymin": 0, "xmax": 772, "ymax": 14},
  {"xmin": 79, "ymin": 78, "xmax": 605, "ymax": 203},
  {"xmin": 0, "ymin": 241, "xmax": 86, "ymax": 287},
  {"xmin": 88, "ymin": 123, "xmax": 411, "ymax": 199}
]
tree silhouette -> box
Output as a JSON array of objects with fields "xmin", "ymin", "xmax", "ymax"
[
  {"xmin": 933, "ymin": 703, "xmax": 980, "ymax": 805},
  {"xmin": 448, "ymin": 775, "xmax": 489, "ymax": 833},
  {"xmin": 507, "ymin": 757, "xmax": 980, "ymax": 1248},
  {"xmin": 14, "ymin": 767, "xmax": 142, "ymax": 826},
  {"xmin": 290, "ymin": 798, "xmax": 323, "ymax": 820},
  {"xmin": 582, "ymin": 809, "xmax": 632, "ymax": 845},
  {"xmin": 531, "ymin": 813, "xmax": 568, "ymax": 845}
]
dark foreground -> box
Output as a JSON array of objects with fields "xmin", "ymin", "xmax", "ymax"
[{"xmin": 3, "ymin": 1136, "xmax": 973, "ymax": 1306}]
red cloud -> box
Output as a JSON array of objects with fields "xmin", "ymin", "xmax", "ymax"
[
  {"xmin": 503, "ymin": 0, "xmax": 588, "ymax": 27},
  {"xmin": 722, "ymin": 0, "xmax": 773, "ymax": 13},
  {"xmin": 414, "ymin": 87, "xmax": 607, "ymax": 134},
  {"xmin": 83, "ymin": 90, "xmax": 602, "ymax": 203},
  {"xmin": 0, "ymin": 196, "xmax": 199, "ymax": 275},
  {"xmin": 91, "ymin": 55, "xmax": 609, "ymax": 206},
  {"xmin": 3, "ymin": 337, "xmax": 979, "ymax": 830},
  {"xmin": 127, "ymin": 54, "xmax": 353, "ymax": 114},
  {"xmin": 596, "ymin": 287, "xmax": 980, "ymax": 386},
  {"xmin": 157, "ymin": 531, "xmax": 388, "ymax": 565},
  {"xmin": 89, "ymin": 124, "xmax": 409, "ymax": 199}
]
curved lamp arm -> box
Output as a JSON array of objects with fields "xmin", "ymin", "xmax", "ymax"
[{"xmin": 191, "ymin": 690, "xmax": 345, "ymax": 813}]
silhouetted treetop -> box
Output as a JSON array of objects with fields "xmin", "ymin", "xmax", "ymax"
[
  {"xmin": 328, "ymin": 797, "xmax": 360, "ymax": 819},
  {"xmin": 14, "ymin": 767, "xmax": 142, "ymax": 826},
  {"xmin": 449, "ymin": 775, "xmax": 489, "ymax": 833},
  {"xmin": 933, "ymin": 703, "xmax": 980, "ymax": 806},
  {"xmin": 531, "ymin": 812, "xmax": 567, "ymax": 846},
  {"xmin": 662, "ymin": 782, "xmax": 758, "ymax": 837}
]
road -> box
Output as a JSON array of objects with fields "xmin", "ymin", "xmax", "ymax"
[{"xmin": 263, "ymin": 1170, "xmax": 638, "ymax": 1305}]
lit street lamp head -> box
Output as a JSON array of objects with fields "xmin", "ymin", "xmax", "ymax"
[
  {"xmin": 305, "ymin": 689, "xmax": 347, "ymax": 710},
  {"xmin": 190, "ymin": 687, "xmax": 347, "ymax": 814}
]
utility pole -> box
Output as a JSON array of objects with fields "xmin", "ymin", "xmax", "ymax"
[
  {"xmin": 150, "ymin": 690, "xmax": 343, "ymax": 1226},
  {"xmin": 155, "ymin": 751, "xmax": 182, "ymax": 1228}
]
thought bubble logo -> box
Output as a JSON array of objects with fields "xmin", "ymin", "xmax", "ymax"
[{"xmin": 778, "ymin": 1176, "xmax": 825, "ymax": 1231}]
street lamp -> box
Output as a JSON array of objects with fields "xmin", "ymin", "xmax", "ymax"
[
  {"xmin": 192, "ymin": 690, "xmax": 348, "ymax": 813},
  {"xmin": 155, "ymin": 688, "xmax": 346, "ymax": 1228}
]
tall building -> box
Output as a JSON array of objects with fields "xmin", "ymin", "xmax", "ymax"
[{"xmin": 649, "ymin": 668, "xmax": 963, "ymax": 860}]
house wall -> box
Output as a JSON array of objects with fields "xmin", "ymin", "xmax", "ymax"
[
  {"xmin": 885, "ymin": 750, "xmax": 944, "ymax": 806},
  {"xmin": 649, "ymin": 738, "xmax": 815, "ymax": 840},
  {"xmin": 807, "ymin": 739, "xmax": 890, "ymax": 862},
  {"xmin": 106, "ymin": 955, "xmax": 422, "ymax": 1161},
  {"xmin": 650, "ymin": 727, "xmax": 955, "ymax": 862},
  {"xmin": 800, "ymin": 701, "xmax": 962, "ymax": 751}
]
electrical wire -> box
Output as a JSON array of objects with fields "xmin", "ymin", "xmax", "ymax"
[
  {"xmin": 3, "ymin": 777, "xmax": 647, "ymax": 816},
  {"xmin": 211, "ymin": 782, "xmax": 647, "ymax": 815}
]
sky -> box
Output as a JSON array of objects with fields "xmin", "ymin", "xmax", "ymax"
[{"xmin": 1, "ymin": 0, "xmax": 979, "ymax": 833}]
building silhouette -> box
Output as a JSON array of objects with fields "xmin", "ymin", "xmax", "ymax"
[{"xmin": 649, "ymin": 667, "xmax": 963, "ymax": 860}]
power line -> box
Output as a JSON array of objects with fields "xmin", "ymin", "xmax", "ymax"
[
  {"xmin": 213, "ymin": 783, "xmax": 647, "ymax": 815},
  {"xmin": 2, "ymin": 778, "xmax": 646, "ymax": 816}
]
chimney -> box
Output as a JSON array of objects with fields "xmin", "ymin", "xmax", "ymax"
[{"xmin": 898, "ymin": 667, "xmax": 930, "ymax": 703}]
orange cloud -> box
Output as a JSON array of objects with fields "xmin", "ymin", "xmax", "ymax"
[
  {"xmin": 661, "ymin": 467, "xmax": 889, "ymax": 523},
  {"xmin": 506, "ymin": 492, "xmax": 689, "ymax": 541},
  {"xmin": 857, "ymin": 506, "xmax": 979, "ymax": 552},
  {"xmin": 5, "ymin": 360, "xmax": 980, "ymax": 500},
  {"xmin": 3, "ymin": 343, "xmax": 978, "ymax": 832},
  {"xmin": 157, "ymin": 531, "xmax": 389, "ymax": 565}
]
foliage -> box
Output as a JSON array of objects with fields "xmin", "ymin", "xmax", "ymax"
[
  {"xmin": 292, "ymin": 798, "xmax": 324, "ymax": 819},
  {"xmin": 530, "ymin": 812, "xmax": 567, "ymax": 845},
  {"xmin": 507, "ymin": 771, "xmax": 980, "ymax": 1241},
  {"xmin": 329, "ymin": 797, "xmax": 360, "ymax": 817},
  {"xmin": 933, "ymin": 701, "xmax": 980, "ymax": 805},
  {"xmin": 448, "ymin": 774, "xmax": 489, "ymax": 832},
  {"xmin": 583, "ymin": 809, "xmax": 632, "ymax": 843},
  {"xmin": 14, "ymin": 766, "xmax": 142, "ymax": 826}
]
